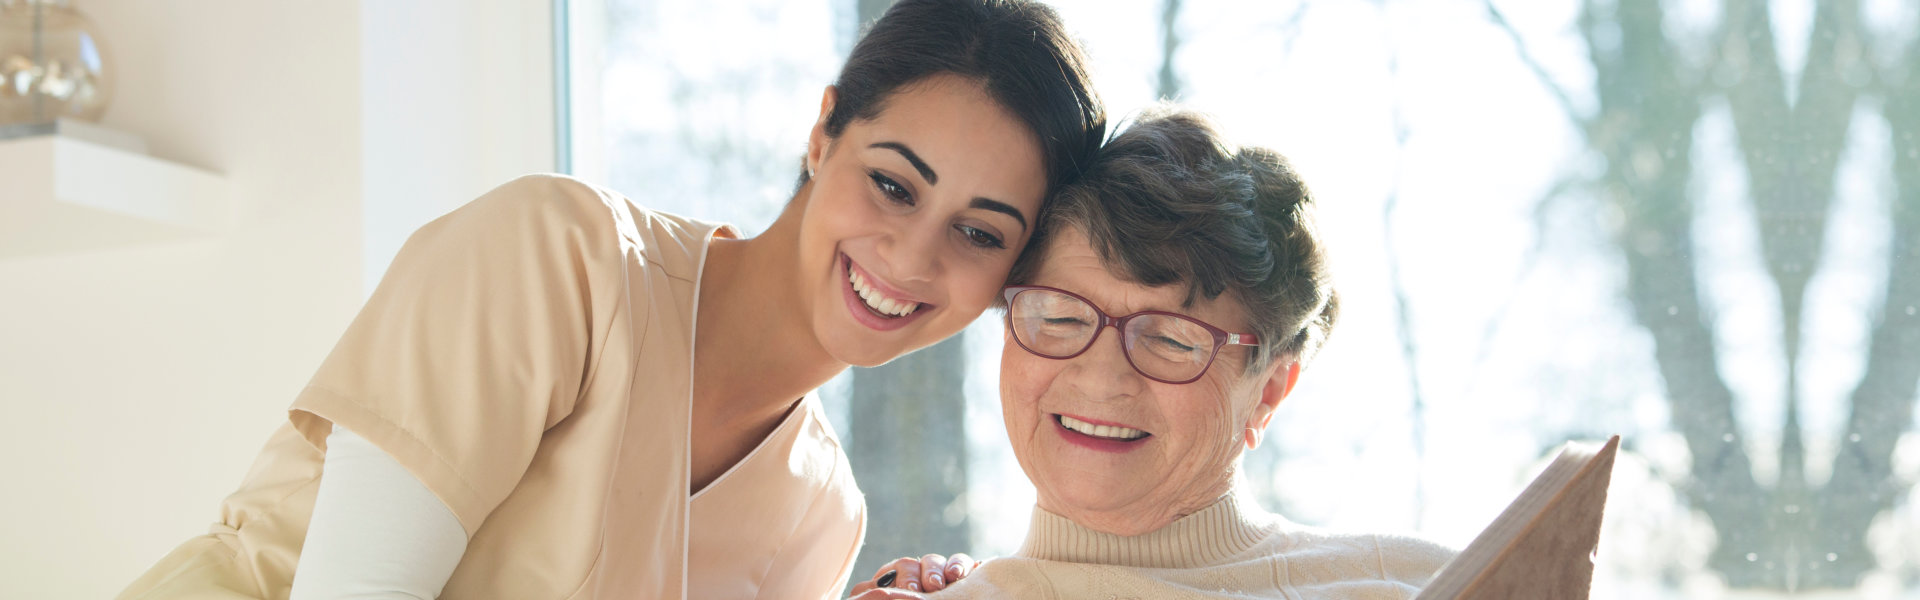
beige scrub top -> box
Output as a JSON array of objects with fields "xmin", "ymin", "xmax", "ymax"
[{"xmin": 117, "ymin": 175, "xmax": 868, "ymax": 600}]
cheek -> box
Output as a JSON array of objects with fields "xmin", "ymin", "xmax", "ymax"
[
  {"xmin": 803, "ymin": 177, "xmax": 877, "ymax": 239},
  {"xmin": 999, "ymin": 342, "xmax": 1050, "ymax": 413},
  {"xmin": 1167, "ymin": 384, "xmax": 1242, "ymax": 444},
  {"xmin": 946, "ymin": 263, "xmax": 1011, "ymax": 313}
]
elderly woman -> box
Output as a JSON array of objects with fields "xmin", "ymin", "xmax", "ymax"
[{"xmin": 852, "ymin": 108, "xmax": 1456, "ymax": 599}]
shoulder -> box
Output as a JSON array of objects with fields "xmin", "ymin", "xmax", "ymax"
[
  {"xmin": 1366, "ymin": 532, "xmax": 1456, "ymax": 573},
  {"xmin": 446, "ymin": 174, "xmax": 738, "ymax": 280},
  {"xmin": 1267, "ymin": 522, "xmax": 1456, "ymax": 590},
  {"xmin": 451, "ymin": 173, "xmax": 633, "ymax": 234},
  {"xmin": 932, "ymin": 558, "xmax": 1053, "ymax": 599}
]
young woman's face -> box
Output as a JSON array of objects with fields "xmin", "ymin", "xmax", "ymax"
[{"xmin": 798, "ymin": 74, "xmax": 1048, "ymax": 367}]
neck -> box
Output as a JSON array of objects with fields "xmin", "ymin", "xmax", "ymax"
[
  {"xmin": 1037, "ymin": 463, "xmax": 1241, "ymax": 537},
  {"xmin": 693, "ymin": 200, "xmax": 847, "ymax": 422},
  {"xmin": 1020, "ymin": 487, "xmax": 1273, "ymax": 569}
]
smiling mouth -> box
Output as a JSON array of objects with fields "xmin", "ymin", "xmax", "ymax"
[
  {"xmin": 844, "ymin": 255, "xmax": 925, "ymax": 319},
  {"xmin": 1056, "ymin": 414, "xmax": 1151, "ymax": 442}
]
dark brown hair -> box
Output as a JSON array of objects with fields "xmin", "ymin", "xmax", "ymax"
[
  {"xmin": 1006, "ymin": 105, "xmax": 1337, "ymax": 371},
  {"xmin": 805, "ymin": 0, "xmax": 1107, "ymax": 195}
]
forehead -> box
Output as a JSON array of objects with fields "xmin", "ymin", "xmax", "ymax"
[
  {"xmin": 1033, "ymin": 227, "xmax": 1248, "ymax": 331},
  {"xmin": 848, "ymin": 75, "xmax": 1046, "ymax": 187}
]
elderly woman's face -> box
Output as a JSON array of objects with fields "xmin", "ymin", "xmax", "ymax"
[{"xmin": 1000, "ymin": 226, "xmax": 1293, "ymax": 535}]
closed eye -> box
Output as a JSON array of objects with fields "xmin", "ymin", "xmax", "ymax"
[
  {"xmin": 1151, "ymin": 335, "xmax": 1197, "ymax": 353},
  {"xmin": 869, "ymin": 172, "xmax": 912, "ymax": 205}
]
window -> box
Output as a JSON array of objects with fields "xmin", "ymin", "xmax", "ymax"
[{"xmin": 564, "ymin": 0, "xmax": 1920, "ymax": 596}]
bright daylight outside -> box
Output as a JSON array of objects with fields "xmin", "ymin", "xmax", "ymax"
[{"xmin": 567, "ymin": 0, "xmax": 1920, "ymax": 597}]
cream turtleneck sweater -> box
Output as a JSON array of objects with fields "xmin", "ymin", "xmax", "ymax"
[{"xmin": 932, "ymin": 491, "xmax": 1455, "ymax": 599}]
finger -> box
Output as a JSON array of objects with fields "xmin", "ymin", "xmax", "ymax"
[
  {"xmin": 888, "ymin": 557, "xmax": 923, "ymax": 590},
  {"xmin": 848, "ymin": 578, "xmax": 877, "ymax": 596},
  {"xmin": 851, "ymin": 588, "xmax": 926, "ymax": 600},
  {"xmin": 945, "ymin": 553, "xmax": 977, "ymax": 580},
  {"xmin": 919, "ymin": 554, "xmax": 949, "ymax": 591}
]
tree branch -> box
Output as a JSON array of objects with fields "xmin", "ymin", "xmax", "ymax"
[
  {"xmin": 1464, "ymin": 175, "xmax": 1584, "ymax": 396},
  {"xmin": 1374, "ymin": 0, "xmax": 1426, "ymax": 527},
  {"xmin": 1579, "ymin": 0, "xmax": 1779, "ymax": 586},
  {"xmin": 1813, "ymin": 18, "xmax": 1920, "ymax": 587},
  {"xmin": 1483, "ymin": 0, "xmax": 1593, "ymax": 135}
]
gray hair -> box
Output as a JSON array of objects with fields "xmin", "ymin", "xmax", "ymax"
[{"xmin": 1006, "ymin": 105, "xmax": 1337, "ymax": 371}]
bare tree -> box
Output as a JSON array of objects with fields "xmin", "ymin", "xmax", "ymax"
[
  {"xmin": 1815, "ymin": 8, "xmax": 1920, "ymax": 587},
  {"xmin": 1157, "ymin": 0, "xmax": 1183, "ymax": 100},
  {"xmin": 1490, "ymin": 0, "xmax": 1916, "ymax": 589}
]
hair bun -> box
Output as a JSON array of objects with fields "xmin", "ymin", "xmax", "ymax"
[{"xmin": 1233, "ymin": 146, "xmax": 1311, "ymax": 211}]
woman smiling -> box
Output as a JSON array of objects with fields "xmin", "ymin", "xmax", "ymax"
[
  {"xmin": 852, "ymin": 108, "xmax": 1454, "ymax": 599},
  {"xmin": 116, "ymin": 2, "xmax": 1104, "ymax": 599}
]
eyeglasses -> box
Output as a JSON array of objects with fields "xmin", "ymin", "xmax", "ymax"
[{"xmin": 1002, "ymin": 285, "xmax": 1259, "ymax": 385}]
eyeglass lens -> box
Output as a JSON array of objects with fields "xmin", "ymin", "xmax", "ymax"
[{"xmin": 1008, "ymin": 288, "xmax": 1217, "ymax": 382}]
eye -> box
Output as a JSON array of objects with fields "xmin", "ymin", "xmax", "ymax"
[
  {"xmin": 869, "ymin": 172, "xmax": 912, "ymax": 205},
  {"xmin": 1150, "ymin": 335, "xmax": 1198, "ymax": 353},
  {"xmin": 1039, "ymin": 316, "xmax": 1091, "ymax": 337},
  {"xmin": 956, "ymin": 224, "xmax": 1006, "ymax": 249}
]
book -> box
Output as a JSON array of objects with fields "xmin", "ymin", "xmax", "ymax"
[{"xmin": 1414, "ymin": 435, "xmax": 1621, "ymax": 600}]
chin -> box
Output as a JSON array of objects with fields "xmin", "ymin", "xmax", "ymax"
[
  {"xmin": 1046, "ymin": 478, "xmax": 1139, "ymax": 517},
  {"xmin": 820, "ymin": 325, "xmax": 930, "ymax": 368},
  {"xmin": 839, "ymin": 348, "xmax": 901, "ymax": 368},
  {"xmin": 820, "ymin": 335, "xmax": 902, "ymax": 368}
]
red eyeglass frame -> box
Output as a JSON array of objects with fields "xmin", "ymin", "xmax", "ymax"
[{"xmin": 1000, "ymin": 285, "xmax": 1260, "ymax": 385}]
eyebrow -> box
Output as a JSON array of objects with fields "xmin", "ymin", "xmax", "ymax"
[
  {"xmin": 870, "ymin": 142, "xmax": 937, "ymax": 184},
  {"xmin": 971, "ymin": 197, "xmax": 1029, "ymax": 233},
  {"xmin": 870, "ymin": 141, "xmax": 1028, "ymax": 233}
]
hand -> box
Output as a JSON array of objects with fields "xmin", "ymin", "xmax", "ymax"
[
  {"xmin": 846, "ymin": 553, "xmax": 979, "ymax": 596},
  {"xmin": 848, "ymin": 588, "xmax": 928, "ymax": 600}
]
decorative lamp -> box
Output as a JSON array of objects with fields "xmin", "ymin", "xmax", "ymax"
[{"xmin": 0, "ymin": 0, "xmax": 113, "ymax": 128}]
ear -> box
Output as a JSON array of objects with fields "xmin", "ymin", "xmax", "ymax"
[
  {"xmin": 1242, "ymin": 359, "xmax": 1302, "ymax": 450},
  {"xmin": 806, "ymin": 85, "xmax": 839, "ymax": 177}
]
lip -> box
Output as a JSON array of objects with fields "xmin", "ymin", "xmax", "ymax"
[
  {"xmin": 839, "ymin": 252, "xmax": 933, "ymax": 332},
  {"xmin": 1051, "ymin": 413, "xmax": 1152, "ymax": 454}
]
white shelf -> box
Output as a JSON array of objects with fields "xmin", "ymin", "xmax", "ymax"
[{"xmin": 0, "ymin": 133, "xmax": 230, "ymax": 257}]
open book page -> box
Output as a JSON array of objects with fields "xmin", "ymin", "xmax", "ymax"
[{"xmin": 1414, "ymin": 435, "xmax": 1621, "ymax": 600}]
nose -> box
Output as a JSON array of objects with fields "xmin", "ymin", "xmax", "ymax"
[
  {"xmin": 1059, "ymin": 321, "xmax": 1146, "ymax": 401},
  {"xmin": 879, "ymin": 213, "xmax": 945, "ymax": 284}
]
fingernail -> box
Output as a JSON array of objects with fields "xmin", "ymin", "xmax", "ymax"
[
  {"xmin": 931, "ymin": 572, "xmax": 944, "ymax": 586},
  {"xmin": 908, "ymin": 582, "xmax": 920, "ymax": 592},
  {"xmin": 876, "ymin": 570, "xmax": 897, "ymax": 587}
]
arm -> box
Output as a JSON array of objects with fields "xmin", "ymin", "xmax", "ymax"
[{"xmin": 288, "ymin": 425, "xmax": 469, "ymax": 600}]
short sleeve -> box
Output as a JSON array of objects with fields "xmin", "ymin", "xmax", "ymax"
[{"xmin": 290, "ymin": 174, "xmax": 637, "ymax": 537}]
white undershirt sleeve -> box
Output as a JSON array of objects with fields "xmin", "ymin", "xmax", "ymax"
[{"xmin": 289, "ymin": 424, "xmax": 470, "ymax": 600}]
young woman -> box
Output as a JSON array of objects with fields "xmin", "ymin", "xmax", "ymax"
[{"xmin": 115, "ymin": 2, "xmax": 1105, "ymax": 599}]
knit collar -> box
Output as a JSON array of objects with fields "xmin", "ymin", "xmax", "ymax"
[{"xmin": 1015, "ymin": 489, "xmax": 1275, "ymax": 569}]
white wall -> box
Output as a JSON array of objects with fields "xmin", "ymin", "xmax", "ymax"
[
  {"xmin": 0, "ymin": 1, "xmax": 551, "ymax": 597},
  {"xmin": 361, "ymin": 0, "xmax": 556, "ymax": 290}
]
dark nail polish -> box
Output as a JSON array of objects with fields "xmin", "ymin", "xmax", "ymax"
[{"xmin": 876, "ymin": 570, "xmax": 897, "ymax": 587}]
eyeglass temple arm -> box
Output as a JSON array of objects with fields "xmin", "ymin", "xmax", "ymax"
[{"xmin": 1226, "ymin": 333, "xmax": 1258, "ymax": 346}]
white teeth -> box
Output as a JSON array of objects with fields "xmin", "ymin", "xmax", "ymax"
[
  {"xmin": 848, "ymin": 263, "xmax": 919, "ymax": 317},
  {"xmin": 1060, "ymin": 415, "xmax": 1147, "ymax": 441}
]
